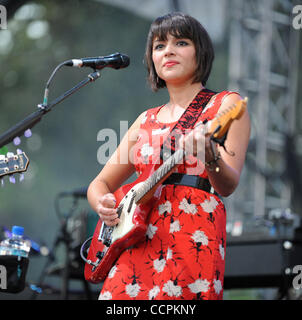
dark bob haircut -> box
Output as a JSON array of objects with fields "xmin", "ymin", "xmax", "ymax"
[{"xmin": 144, "ymin": 12, "xmax": 215, "ymax": 92}]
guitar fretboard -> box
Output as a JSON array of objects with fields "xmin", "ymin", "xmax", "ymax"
[{"xmin": 135, "ymin": 149, "xmax": 185, "ymax": 202}]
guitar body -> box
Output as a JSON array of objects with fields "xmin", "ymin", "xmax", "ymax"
[{"xmin": 84, "ymin": 165, "xmax": 162, "ymax": 283}]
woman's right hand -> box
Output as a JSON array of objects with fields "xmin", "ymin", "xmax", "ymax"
[{"xmin": 96, "ymin": 193, "xmax": 120, "ymax": 226}]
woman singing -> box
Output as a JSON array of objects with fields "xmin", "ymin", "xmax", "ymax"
[{"xmin": 87, "ymin": 12, "xmax": 250, "ymax": 300}]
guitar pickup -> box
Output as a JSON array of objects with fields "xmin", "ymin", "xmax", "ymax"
[
  {"xmin": 98, "ymin": 222, "xmax": 113, "ymax": 246},
  {"xmin": 127, "ymin": 190, "xmax": 136, "ymax": 213}
]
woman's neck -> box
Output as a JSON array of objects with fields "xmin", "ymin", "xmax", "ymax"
[{"xmin": 166, "ymin": 82, "xmax": 204, "ymax": 109}]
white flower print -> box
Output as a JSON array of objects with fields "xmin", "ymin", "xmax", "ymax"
[
  {"xmin": 219, "ymin": 243, "xmax": 225, "ymax": 260},
  {"xmin": 179, "ymin": 197, "xmax": 198, "ymax": 214},
  {"xmin": 146, "ymin": 224, "xmax": 158, "ymax": 239},
  {"xmin": 163, "ymin": 280, "xmax": 182, "ymax": 297},
  {"xmin": 98, "ymin": 290, "xmax": 112, "ymax": 300},
  {"xmin": 125, "ymin": 283, "xmax": 141, "ymax": 298},
  {"xmin": 191, "ymin": 230, "xmax": 208, "ymax": 246},
  {"xmin": 158, "ymin": 200, "xmax": 172, "ymax": 215},
  {"xmin": 200, "ymin": 196, "xmax": 218, "ymax": 213},
  {"xmin": 213, "ymin": 279, "xmax": 222, "ymax": 295},
  {"xmin": 108, "ymin": 265, "xmax": 117, "ymax": 278},
  {"xmin": 188, "ymin": 278, "xmax": 210, "ymax": 294},
  {"xmin": 148, "ymin": 286, "xmax": 160, "ymax": 300},
  {"xmin": 170, "ymin": 219, "xmax": 181, "ymax": 233},
  {"xmin": 166, "ymin": 247, "xmax": 173, "ymax": 260},
  {"xmin": 141, "ymin": 143, "xmax": 154, "ymax": 158},
  {"xmin": 153, "ymin": 258, "xmax": 166, "ymax": 273}
]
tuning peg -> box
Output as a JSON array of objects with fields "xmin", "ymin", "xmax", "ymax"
[
  {"xmin": 16, "ymin": 149, "xmax": 23, "ymax": 155},
  {"xmin": 0, "ymin": 154, "xmax": 5, "ymax": 161},
  {"xmin": 9, "ymin": 175, "xmax": 16, "ymax": 184},
  {"xmin": 0, "ymin": 179, "xmax": 4, "ymax": 187},
  {"xmin": 13, "ymin": 136, "xmax": 21, "ymax": 146},
  {"xmin": 6, "ymin": 152, "xmax": 14, "ymax": 158},
  {"xmin": 24, "ymin": 129, "xmax": 32, "ymax": 138}
]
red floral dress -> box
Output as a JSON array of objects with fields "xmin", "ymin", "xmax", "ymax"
[{"xmin": 99, "ymin": 90, "xmax": 237, "ymax": 300}]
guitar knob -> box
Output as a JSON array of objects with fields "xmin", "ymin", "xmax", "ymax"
[
  {"xmin": 96, "ymin": 251, "xmax": 104, "ymax": 260},
  {"xmin": 24, "ymin": 129, "xmax": 32, "ymax": 138},
  {"xmin": 13, "ymin": 136, "xmax": 21, "ymax": 146}
]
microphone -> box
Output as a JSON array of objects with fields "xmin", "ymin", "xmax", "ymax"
[{"xmin": 65, "ymin": 52, "xmax": 130, "ymax": 70}]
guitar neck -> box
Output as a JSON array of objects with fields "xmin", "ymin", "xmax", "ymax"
[
  {"xmin": 135, "ymin": 148, "xmax": 185, "ymax": 203},
  {"xmin": 134, "ymin": 122, "xmax": 211, "ymax": 202}
]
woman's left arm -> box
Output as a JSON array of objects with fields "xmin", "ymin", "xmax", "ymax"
[
  {"xmin": 204, "ymin": 93, "xmax": 251, "ymax": 197},
  {"xmin": 180, "ymin": 93, "xmax": 251, "ymax": 197}
]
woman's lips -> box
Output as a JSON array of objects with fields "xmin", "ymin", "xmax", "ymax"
[{"xmin": 164, "ymin": 61, "xmax": 179, "ymax": 67}]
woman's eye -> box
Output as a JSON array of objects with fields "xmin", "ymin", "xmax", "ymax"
[
  {"xmin": 154, "ymin": 44, "xmax": 164, "ymax": 50},
  {"xmin": 177, "ymin": 40, "xmax": 188, "ymax": 46}
]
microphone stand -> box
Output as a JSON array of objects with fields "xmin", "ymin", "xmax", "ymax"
[{"xmin": 0, "ymin": 70, "xmax": 101, "ymax": 148}]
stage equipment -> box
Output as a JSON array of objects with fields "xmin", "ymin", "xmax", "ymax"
[
  {"xmin": 224, "ymin": 212, "xmax": 302, "ymax": 299},
  {"xmin": 31, "ymin": 189, "xmax": 98, "ymax": 300}
]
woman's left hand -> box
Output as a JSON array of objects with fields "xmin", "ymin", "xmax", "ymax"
[{"xmin": 178, "ymin": 125, "xmax": 219, "ymax": 164}]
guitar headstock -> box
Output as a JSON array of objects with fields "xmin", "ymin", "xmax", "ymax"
[
  {"xmin": 0, "ymin": 151, "xmax": 30, "ymax": 183},
  {"xmin": 209, "ymin": 97, "xmax": 248, "ymax": 139}
]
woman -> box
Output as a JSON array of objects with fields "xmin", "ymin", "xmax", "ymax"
[{"xmin": 87, "ymin": 12, "xmax": 250, "ymax": 300}]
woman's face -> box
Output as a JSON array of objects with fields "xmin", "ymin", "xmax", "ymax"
[{"xmin": 152, "ymin": 33, "xmax": 197, "ymax": 86}]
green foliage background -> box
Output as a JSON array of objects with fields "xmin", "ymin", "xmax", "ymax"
[{"xmin": 0, "ymin": 0, "xmax": 228, "ymax": 296}]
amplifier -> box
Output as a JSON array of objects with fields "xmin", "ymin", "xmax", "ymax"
[{"xmin": 224, "ymin": 232, "xmax": 302, "ymax": 290}]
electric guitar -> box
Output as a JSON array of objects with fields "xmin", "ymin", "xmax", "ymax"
[
  {"xmin": 84, "ymin": 97, "xmax": 248, "ymax": 283},
  {"xmin": 0, "ymin": 151, "xmax": 30, "ymax": 183}
]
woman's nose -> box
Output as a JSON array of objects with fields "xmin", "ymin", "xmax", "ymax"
[{"xmin": 164, "ymin": 42, "xmax": 175, "ymax": 56}]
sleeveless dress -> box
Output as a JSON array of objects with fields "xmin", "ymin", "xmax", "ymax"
[{"xmin": 99, "ymin": 90, "xmax": 237, "ymax": 300}]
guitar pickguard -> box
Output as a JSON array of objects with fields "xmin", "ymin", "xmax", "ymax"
[{"xmin": 111, "ymin": 182, "xmax": 144, "ymax": 243}]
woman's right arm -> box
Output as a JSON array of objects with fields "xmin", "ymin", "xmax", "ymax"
[{"xmin": 87, "ymin": 111, "xmax": 146, "ymax": 226}]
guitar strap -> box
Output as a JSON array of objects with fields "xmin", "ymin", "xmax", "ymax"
[{"xmin": 160, "ymin": 88, "xmax": 217, "ymax": 161}]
